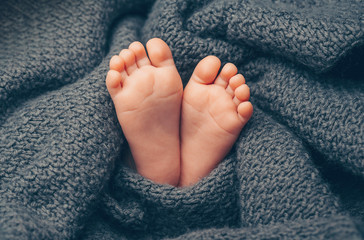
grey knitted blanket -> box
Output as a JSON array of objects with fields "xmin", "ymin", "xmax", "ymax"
[{"xmin": 1, "ymin": 0, "xmax": 363, "ymax": 239}]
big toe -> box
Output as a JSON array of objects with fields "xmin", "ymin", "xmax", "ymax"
[
  {"xmin": 146, "ymin": 38, "xmax": 175, "ymax": 67},
  {"xmin": 191, "ymin": 56, "xmax": 221, "ymax": 85}
]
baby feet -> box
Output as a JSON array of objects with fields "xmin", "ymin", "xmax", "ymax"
[
  {"xmin": 106, "ymin": 39, "xmax": 252, "ymax": 187},
  {"xmin": 106, "ymin": 38, "xmax": 183, "ymax": 186},
  {"xmin": 179, "ymin": 56, "xmax": 253, "ymax": 186}
]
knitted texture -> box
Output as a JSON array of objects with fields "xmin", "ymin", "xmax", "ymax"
[{"xmin": 0, "ymin": 0, "xmax": 363, "ymax": 239}]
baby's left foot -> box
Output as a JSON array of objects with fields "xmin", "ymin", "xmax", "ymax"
[
  {"xmin": 106, "ymin": 38, "xmax": 183, "ymax": 186},
  {"xmin": 179, "ymin": 56, "xmax": 253, "ymax": 186}
]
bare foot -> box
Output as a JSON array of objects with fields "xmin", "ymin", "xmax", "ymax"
[
  {"xmin": 106, "ymin": 38, "xmax": 183, "ymax": 186},
  {"xmin": 179, "ymin": 56, "xmax": 253, "ymax": 186}
]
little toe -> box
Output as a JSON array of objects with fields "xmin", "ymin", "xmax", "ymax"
[
  {"xmin": 109, "ymin": 55, "xmax": 124, "ymax": 72},
  {"xmin": 109, "ymin": 56, "xmax": 128, "ymax": 81},
  {"xmin": 215, "ymin": 63, "xmax": 238, "ymax": 88},
  {"xmin": 238, "ymin": 101, "xmax": 253, "ymax": 124},
  {"xmin": 227, "ymin": 74, "xmax": 245, "ymax": 97},
  {"xmin": 191, "ymin": 55, "xmax": 221, "ymax": 85},
  {"xmin": 129, "ymin": 41, "xmax": 151, "ymax": 67},
  {"xmin": 120, "ymin": 49, "xmax": 137, "ymax": 75},
  {"xmin": 106, "ymin": 70, "xmax": 123, "ymax": 98},
  {"xmin": 146, "ymin": 38, "xmax": 175, "ymax": 68}
]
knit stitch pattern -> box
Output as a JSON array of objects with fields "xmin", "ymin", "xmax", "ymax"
[{"xmin": 0, "ymin": 0, "xmax": 363, "ymax": 239}]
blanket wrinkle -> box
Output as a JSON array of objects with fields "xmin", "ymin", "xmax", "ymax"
[
  {"xmin": 235, "ymin": 108, "xmax": 339, "ymax": 225},
  {"xmin": 0, "ymin": 0, "xmax": 154, "ymax": 123},
  {"xmin": 171, "ymin": 215, "xmax": 362, "ymax": 240},
  {"xmin": 100, "ymin": 193, "xmax": 146, "ymax": 231},
  {"xmin": 101, "ymin": 155, "xmax": 240, "ymax": 237},
  {"xmin": 185, "ymin": 0, "xmax": 364, "ymax": 73},
  {"xmin": 1, "ymin": 0, "xmax": 363, "ymax": 239},
  {"xmin": 246, "ymin": 58, "xmax": 364, "ymax": 173}
]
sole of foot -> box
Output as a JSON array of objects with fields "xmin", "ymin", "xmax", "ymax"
[
  {"xmin": 106, "ymin": 38, "xmax": 183, "ymax": 186},
  {"xmin": 179, "ymin": 56, "xmax": 253, "ymax": 186}
]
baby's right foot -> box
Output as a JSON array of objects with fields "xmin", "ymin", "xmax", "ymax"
[
  {"xmin": 179, "ymin": 56, "xmax": 253, "ymax": 186},
  {"xmin": 106, "ymin": 38, "xmax": 183, "ymax": 186}
]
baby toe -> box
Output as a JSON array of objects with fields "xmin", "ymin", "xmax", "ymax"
[
  {"xmin": 106, "ymin": 70, "xmax": 123, "ymax": 97},
  {"xmin": 238, "ymin": 101, "xmax": 253, "ymax": 123}
]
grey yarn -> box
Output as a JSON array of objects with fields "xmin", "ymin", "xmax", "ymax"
[{"xmin": 0, "ymin": 0, "xmax": 363, "ymax": 239}]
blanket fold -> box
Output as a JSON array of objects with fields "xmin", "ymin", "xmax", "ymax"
[
  {"xmin": 185, "ymin": 0, "xmax": 364, "ymax": 72},
  {"xmin": 1, "ymin": 0, "xmax": 363, "ymax": 239}
]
